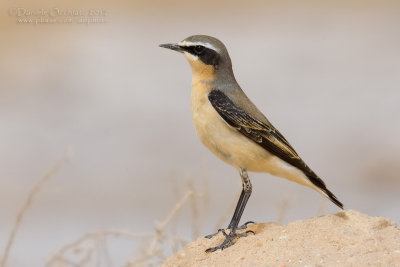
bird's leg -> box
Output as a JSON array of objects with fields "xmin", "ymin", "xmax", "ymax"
[
  {"xmin": 226, "ymin": 168, "xmax": 255, "ymax": 233},
  {"xmin": 204, "ymin": 189, "xmax": 245, "ymax": 239},
  {"xmin": 227, "ymin": 190, "xmax": 255, "ymax": 231},
  {"xmin": 204, "ymin": 170, "xmax": 255, "ymax": 239},
  {"xmin": 205, "ymin": 168, "xmax": 254, "ymax": 252}
]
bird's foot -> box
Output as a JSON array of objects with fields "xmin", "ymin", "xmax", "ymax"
[
  {"xmin": 237, "ymin": 220, "xmax": 255, "ymax": 230},
  {"xmin": 204, "ymin": 229, "xmax": 224, "ymax": 239},
  {"xmin": 204, "ymin": 221, "xmax": 254, "ymax": 239},
  {"xmin": 205, "ymin": 228, "xmax": 255, "ymax": 252}
]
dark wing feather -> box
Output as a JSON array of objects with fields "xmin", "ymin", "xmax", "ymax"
[{"xmin": 208, "ymin": 90, "xmax": 343, "ymax": 209}]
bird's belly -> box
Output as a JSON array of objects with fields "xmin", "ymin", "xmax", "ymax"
[
  {"xmin": 191, "ymin": 89, "xmax": 272, "ymax": 172},
  {"xmin": 190, "ymin": 87, "xmax": 312, "ymax": 188}
]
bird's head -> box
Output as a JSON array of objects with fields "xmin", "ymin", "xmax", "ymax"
[{"xmin": 160, "ymin": 35, "xmax": 234, "ymax": 82}]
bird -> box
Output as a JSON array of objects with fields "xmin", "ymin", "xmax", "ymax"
[{"xmin": 159, "ymin": 35, "xmax": 343, "ymax": 252}]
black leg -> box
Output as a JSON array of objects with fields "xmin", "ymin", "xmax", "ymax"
[
  {"xmin": 228, "ymin": 168, "xmax": 252, "ymax": 229},
  {"xmin": 204, "ymin": 169, "xmax": 253, "ymax": 239},
  {"xmin": 227, "ymin": 188, "xmax": 246, "ymax": 229},
  {"xmin": 204, "ymin": 192, "xmax": 247, "ymax": 239},
  {"xmin": 205, "ymin": 168, "xmax": 255, "ymax": 252},
  {"xmin": 205, "ymin": 189, "xmax": 250, "ymax": 239}
]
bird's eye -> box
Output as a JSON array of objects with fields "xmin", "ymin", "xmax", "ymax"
[{"xmin": 194, "ymin": 45, "xmax": 205, "ymax": 54}]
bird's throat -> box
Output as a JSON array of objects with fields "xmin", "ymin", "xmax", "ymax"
[{"xmin": 185, "ymin": 55, "xmax": 216, "ymax": 86}]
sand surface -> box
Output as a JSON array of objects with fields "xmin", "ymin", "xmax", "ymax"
[{"xmin": 162, "ymin": 210, "xmax": 400, "ymax": 266}]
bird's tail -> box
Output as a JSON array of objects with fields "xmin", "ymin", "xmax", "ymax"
[
  {"xmin": 321, "ymin": 186, "xmax": 344, "ymax": 209},
  {"xmin": 306, "ymin": 174, "xmax": 344, "ymax": 209}
]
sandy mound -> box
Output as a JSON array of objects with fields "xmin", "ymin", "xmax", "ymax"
[{"xmin": 162, "ymin": 210, "xmax": 400, "ymax": 266}]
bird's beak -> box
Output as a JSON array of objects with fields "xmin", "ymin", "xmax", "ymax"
[{"xmin": 159, "ymin": 43, "xmax": 183, "ymax": 53}]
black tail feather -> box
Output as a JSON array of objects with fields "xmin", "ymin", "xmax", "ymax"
[
  {"xmin": 307, "ymin": 174, "xmax": 344, "ymax": 209},
  {"xmin": 324, "ymin": 187, "xmax": 344, "ymax": 209}
]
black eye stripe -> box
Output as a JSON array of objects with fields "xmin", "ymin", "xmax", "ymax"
[
  {"xmin": 181, "ymin": 45, "xmax": 220, "ymax": 67},
  {"xmin": 182, "ymin": 45, "xmax": 210, "ymax": 55},
  {"xmin": 194, "ymin": 45, "xmax": 206, "ymax": 54}
]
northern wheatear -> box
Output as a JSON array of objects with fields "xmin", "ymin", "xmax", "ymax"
[{"xmin": 160, "ymin": 35, "xmax": 343, "ymax": 252}]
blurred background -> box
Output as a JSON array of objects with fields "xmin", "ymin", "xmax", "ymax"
[{"xmin": 1, "ymin": 0, "xmax": 399, "ymax": 266}]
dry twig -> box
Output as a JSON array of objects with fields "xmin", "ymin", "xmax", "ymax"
[{"xmin": 1, "ymin": 148, "xmax": 72, "ymax": 267}]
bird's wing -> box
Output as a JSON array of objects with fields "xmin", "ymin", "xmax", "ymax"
[
  {"xmin": 208, "ymin": 89, "xmax": 343, "ymax": 209},
  {"xmin": 208, "ymin": 89, "xmax": 315, "ymax": 178}
]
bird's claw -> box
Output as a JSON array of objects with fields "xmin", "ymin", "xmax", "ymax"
[
  {"xmin": 205, "ymin": 229, "xmax": 255, "ymax": 252},
  {"xmin": 236, "ymin": 230, "xmax": 255, "ymax": 237},
  {"xmin": 237, "ymin": 221, "xmax": 255, "ymax": 230},
  {"xmin": 205, "ymin": 228, "xmax": 225, "ymax": 239},
  {"xmin": 205, "ymin": 232, "xmax": 234, "ymax": 252},
  {"xmin": 205, "ymin": 221, "xmax": 255, "ymax": 239}
]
